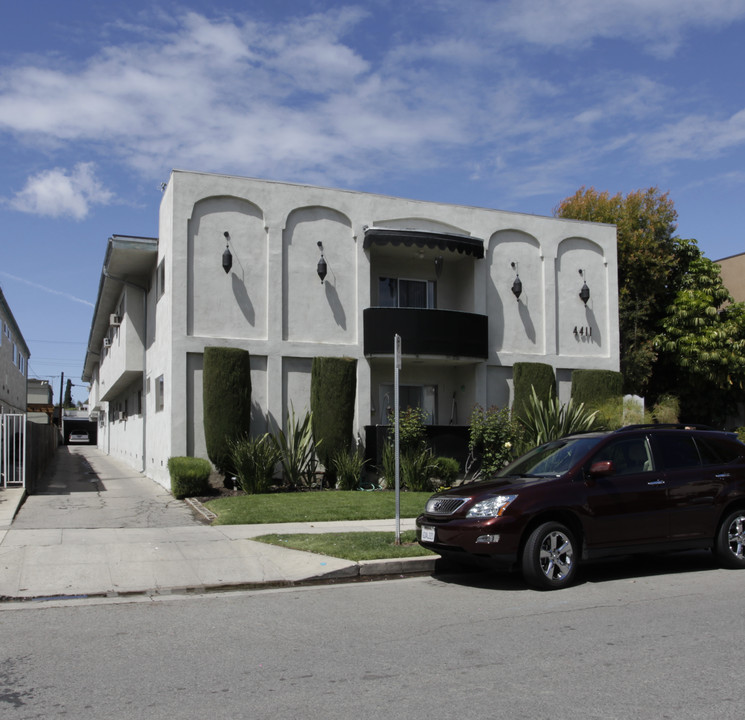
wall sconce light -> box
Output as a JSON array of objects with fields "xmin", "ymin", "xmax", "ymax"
[
  {"xmin": 316, "ymin": 241, "xmax": 327, "ymax": 284},
  {"xmin": 511, "ymin": 262, "xmax": 522, "ymax": 301},
  {"xmin": 434, "ymin": 256, "xmax": 443, "ymax": 278},
  {"xmin": 222, "ymin": 232, "xmax": 233, "ymax": 274},
  {"xmin": 579, "ymin": 269, "xmax": 590, "ymax": 305}
]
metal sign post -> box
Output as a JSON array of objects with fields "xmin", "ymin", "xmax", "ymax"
[{"xmin": 394, "ymin": 333, "xmax": 401, "ymax": 545}]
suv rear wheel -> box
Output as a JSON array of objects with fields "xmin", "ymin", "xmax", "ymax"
[
  {"xmin": 715, "ymin": 510, "xmax": 745, "ymax": 569},
  {"xmin": 522, "ymin": 522, "xmax": 578, "ymax": 590}
]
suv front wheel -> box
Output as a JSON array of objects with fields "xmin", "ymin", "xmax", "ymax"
[
  {"xmin": 715, "ymin": 510, "xmax": 745, "ymax": 569},
  {"xmin": 522, "ymin": 522, "xmax": 578, "ymax": 590}
]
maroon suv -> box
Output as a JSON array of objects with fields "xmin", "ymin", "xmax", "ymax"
[{"xmin": 417, "ymin": 425, "xmax": 745, "ymax": 589}]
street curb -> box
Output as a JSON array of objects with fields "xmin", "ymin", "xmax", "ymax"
[
  {"xmin": 0, "ymin": 554, "xmax": 437, "ymax": 604},
  {"xmin": 359, "ymin": 555, "xmax": 437, "ymax": 576}
]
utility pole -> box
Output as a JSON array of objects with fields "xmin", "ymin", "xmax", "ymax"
[{"xmin": 58, "ymin": 372, "xmax": 64, "ymax": 435}]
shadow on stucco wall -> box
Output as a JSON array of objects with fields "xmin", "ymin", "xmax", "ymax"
[{"xmin": 231, "ymin": 273, "xmax": 256, "ymax": 326}]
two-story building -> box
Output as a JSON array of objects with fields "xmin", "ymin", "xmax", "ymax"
[
  {"xmin": 82, "ymin": 170, "xmax": 620, "ymax": 489},
  {"xmin": 1, "ymin": 286, "xmax": 29, "ymax": 416}
]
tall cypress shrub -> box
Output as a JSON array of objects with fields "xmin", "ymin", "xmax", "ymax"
[
  {"xmin": 203, "ymin": 346, "xmax": 252, "ymax": 475},
  {"xmin": 571, "ymin": 370, "xmax": 623, "ymax": 407},
  {"xmin": 513, "ymin": 362, "xmax": 556, "ymax": 421},
  {"xmin": 310, "ymin": 357, "xmax": 357, "ymax": 478}
]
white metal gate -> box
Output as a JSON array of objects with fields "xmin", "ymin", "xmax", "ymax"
[{"xmin": 1, "ymin": 413, "xmax": 26, "ymax": 488}]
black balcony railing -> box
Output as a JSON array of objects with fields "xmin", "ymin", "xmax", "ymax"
[{"xmin": 363, "ymin": 307, "xmax": 488, "ymax": 358}]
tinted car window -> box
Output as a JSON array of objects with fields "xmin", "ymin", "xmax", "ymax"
[
  {"xmin": 654, "ymin": 434, "xmax": 701, "ymax": 469},
  {"xmin": 499, "ymin": 436, "xmax": 605, "ymax": 477},
  {"xmin": 591, "ymin": 437, "xmax": 653, "ymax": 475},
  {"xmin": 696, "ymin": 436, "xmax": 744, "ymax": 465}
]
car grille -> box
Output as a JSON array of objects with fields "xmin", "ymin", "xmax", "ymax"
[{"xmin": 425, "ymin": 497, "xmax": 469, "ymax": 516}]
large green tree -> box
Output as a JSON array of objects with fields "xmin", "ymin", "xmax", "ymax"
[
  {"xmin": 655, "ymin": 240, "xmax": 745, "ymax": 423},
  {"xmin": 554, "ymin": 187, "xmax": 680, "ymax": 395}
]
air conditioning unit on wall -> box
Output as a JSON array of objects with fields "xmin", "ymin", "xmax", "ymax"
[
  {"xmin": 103, "ymin": 338, "xmax": 111, "ymax": 348},
  {"xmin": 110, "ymin": 314, "xmax": 121, "ymax": 326}
]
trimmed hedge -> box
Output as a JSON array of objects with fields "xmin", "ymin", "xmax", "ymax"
[
  {"xmin": 513, "ymin": 362, "xmax": 556, "ymax": 421},
  {"xmin": 168, "ymin": 456, "xmax": 211, "ymax": 499},
  {"xmin": 571, "ymin": 369, "xmax": 623, "ymax": 407},
  {"xmin": 203, "ymin": 346, "xmax": 252, "ymax": 475},
  {"xmin": 310, "ymin": 357, "xmax": 357, "ymax": 475}
]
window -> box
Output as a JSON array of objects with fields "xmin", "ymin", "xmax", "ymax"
[
  {"xmin": 137, "ymin": 390, "xmax": 143, "ymax": 415},
  {"xmin": 378, "ymin": 384, "xmax": 437, "ymax": 424},
  {"xmin": 696, "ymin": 436, "xmax": 743, "ymax": 465},
  {"xmin": 155, "ymin": 374, "xmax": 165, "ymax": 412},
  {"xmin": 654, "ymin": 434, "xmax": 701, "ymax": 469},
  {"xmin": 592, "ymin": 437, "xmax": 654, "ymax": 475},
  {"xmin": 379, "ymin": 277, "xmax": 435, "ymax": 309},
  {"xmin": 156, "ymin": 260, "xmax": 166, "ymax": 300}
]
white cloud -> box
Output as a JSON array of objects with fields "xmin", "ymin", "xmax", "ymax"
[
  {"xmin": 455, "ymin": 0, "xmax": 745, "ymax": 57},
  {"xmin": 0, "ymin": 271, "xmax": 94, "ymax": 307},
  {"xmin": 641, "ymin": 108, "xmax": 745, "ymax": 162},
  {"xmin": 0, "ymin": 4, "xmax": 743, "ymax": 199},
  {"xmin": 9, "ymin": 163, "xmax": 113, "ymax": 219}
]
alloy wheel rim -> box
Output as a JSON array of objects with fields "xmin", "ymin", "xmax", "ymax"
[
  {"xmin": 727, "ymin": 515, "xmax": 745, "ymax": 559},
  {"xmin": 539, "ymin": 530, "xmax": 573, "ymax": 580}
]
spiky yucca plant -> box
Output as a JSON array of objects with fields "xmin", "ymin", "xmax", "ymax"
[
  {"xmin": 520, "ymin": 387, "xmax": 600, "ymax": 449},
  {"xmin": 228, "ymin": 435, "xmax": 280, "ymax": 494},
  {"xmin": 270, "ymin": 407, "xmax": 319, "ymax": 488}
]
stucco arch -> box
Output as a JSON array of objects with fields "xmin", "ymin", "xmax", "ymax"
[
  {"xmin": 187, "ymin": 195, "xmax": 268, "ymax": 339},
  {"xmin": 487, "ymin": 229, "xmax": 544, "ymax": 354},
  {"xmin": 372, "ymin": 217, "xmax": 469, "ymax": 235},
  {"xmin": 555, "ymin": 236, "xmax": 608, "ymax": 356},
  {"xmin": 283, "ymin": 205, "xmax": 356, "ymax": 343}
]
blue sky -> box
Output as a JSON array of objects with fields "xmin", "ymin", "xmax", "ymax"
[{"xmin": 1, "ymin": 0, "xmax": 744, "ymax": 405}]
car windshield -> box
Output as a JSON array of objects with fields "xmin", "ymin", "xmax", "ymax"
[{"xmin": 498, "ymin": 436, "xmax": 605, "ymax": 478}]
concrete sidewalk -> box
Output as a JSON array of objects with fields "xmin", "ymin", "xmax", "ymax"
[{"xmin": 0, "ymin": 448, "xmax": 433, "ymax": 601}]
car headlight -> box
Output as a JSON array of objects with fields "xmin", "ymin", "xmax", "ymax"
[{"xmin": 466, "ymin": 494, "xmax": 517, "ymax": 518}]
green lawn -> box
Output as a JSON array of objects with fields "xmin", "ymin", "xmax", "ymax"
[
  {"xmin": 204, "ymin": 490, "xmax": 431, "ymax": 525},
  {"xmin": 253, "ymin": 530, "xmax": 435, "ymax": 561}
]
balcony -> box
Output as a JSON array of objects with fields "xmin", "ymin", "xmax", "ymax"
[
  {"xmin": 99, "ymin": 315, "xmax": 144, "ymax": 401},
  {"xmin": 363, "ymin": 308, "xmax": 488, "ymax": 359}
]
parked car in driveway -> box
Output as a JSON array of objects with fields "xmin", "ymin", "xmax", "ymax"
[
  {"xmin": 67, "ymin": 430, "xmax": 90, "ymax": 444},
  {"xmin": 417, "ymin": 425, "xmax": 745, "ymax": 590}
]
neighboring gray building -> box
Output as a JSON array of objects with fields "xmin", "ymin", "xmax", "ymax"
[
  {"xmin": 0, "ymin": 285, "xmax": 29, "ymax": 415},
  {"xmin": 716, "ymin": 251, "xmax": 745, "ymax": 303},
  {"xmin": 27, "ymin": 378, "xmax": 54, "ymax": 424},
  {"xmin": 82, "ymin": 170, "xmax": 620, "ymax": 489}
]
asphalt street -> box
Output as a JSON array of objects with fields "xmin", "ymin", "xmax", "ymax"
[{"xmin": 1, "ymin": 556, "xmax": 743, "ymax": 720}]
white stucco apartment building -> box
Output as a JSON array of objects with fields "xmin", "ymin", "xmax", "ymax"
[{"xmin": 82, "ymin": 170, "xmax": 620, "ymax": 489}]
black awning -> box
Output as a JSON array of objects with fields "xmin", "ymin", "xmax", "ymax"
[{"xmin": 363, "ymin": 228, "xmax": 484, "ymax": 259}]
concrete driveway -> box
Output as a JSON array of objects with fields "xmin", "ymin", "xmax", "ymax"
[{"xmin": 13, "ymin": 445, "xmax": 198, "ymax": 529}]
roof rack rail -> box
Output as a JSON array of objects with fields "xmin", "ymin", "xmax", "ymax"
[{"xmin": 615, "ymin": 423, "xmax": 717, "ymax": 432}]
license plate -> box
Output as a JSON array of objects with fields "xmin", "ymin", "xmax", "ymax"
[{"xmin": 421, "ymin": 526, "xmax": 435, "ymax": 543}]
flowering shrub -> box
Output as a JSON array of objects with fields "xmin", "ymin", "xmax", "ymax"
[{"xmin": 467, "ymin": 405, "xmax": 522, "ymax": 479}]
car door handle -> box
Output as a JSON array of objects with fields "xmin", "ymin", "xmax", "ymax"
[{"xmin": 647, "ymin": 479, "xmax": 665, "ymax": 486}]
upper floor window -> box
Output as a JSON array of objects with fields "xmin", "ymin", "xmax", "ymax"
[
  {"xmin": 156, "ymin": 374, "xmax": 165, "ymax": 412},
  {"xmin": 156, "ymin": 260, "xmax": 166, "ymax": 301},
  {"xmin": 379, "ymin": 277, "xmax": 435, "ymax": 309}
]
